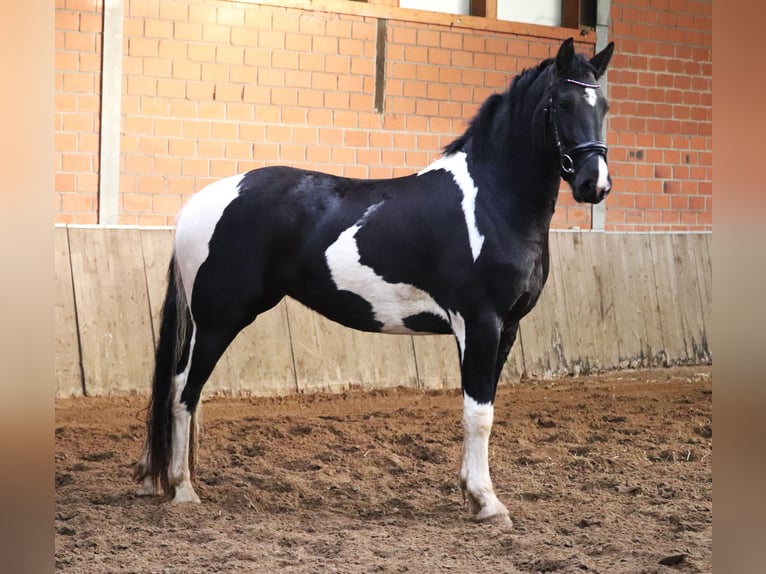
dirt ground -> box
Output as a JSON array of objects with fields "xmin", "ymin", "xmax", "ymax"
[{"xmin": 55, "ymin": 366, "xmax": 712, "ymax": 573}]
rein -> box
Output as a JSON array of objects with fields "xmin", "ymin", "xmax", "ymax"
[{"xmin": 546, "ymin": 78, "xmax": 608, "ymax": 179}]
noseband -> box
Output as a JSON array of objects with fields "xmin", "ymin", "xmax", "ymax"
[{"xmin": 546, "ymin": 78, "xmax": 608, "ymax": 179}]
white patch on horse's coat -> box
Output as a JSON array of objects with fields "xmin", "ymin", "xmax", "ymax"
[
  {"xmin": 596, "ymin": 156, "xmax": 610, "ymax": 193},
  {"xmin": 418, "ymin": 152, "xmax": 485, "ymax": 261},
  {"xmin": 584, "ymin": 87, "xmax": 597, "ymax": 108},
  {"xmin": 174, "ymin": 174, "xmax": 244, "ymax": 305},
  {"xmin": 325, "ymin": 221, "xmax": 449, "ymax": 333},
  {"xmin": 449, "ymin": 310, "xmax": 466, "ymax": 363},
  {"xmin": 461, "ymin": 394, "xmax": 509, "ymax": 522}
]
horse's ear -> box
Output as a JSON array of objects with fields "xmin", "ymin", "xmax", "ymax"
[
  {"xmin": 555, "ymin": 37, "xmax": 575, "ymax": 76},
  {"xmin": 590, "ymin": 42, "xmax": 615, "ymax": 79}
]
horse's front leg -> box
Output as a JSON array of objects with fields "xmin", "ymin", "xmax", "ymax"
[{"xmin": 457, "ymin": 314, "xmax": 512, "ymax": 527}]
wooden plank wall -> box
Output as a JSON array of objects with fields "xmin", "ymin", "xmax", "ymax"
[{"xmin": 55, "ymin": 227, "xmax": 713, "ymax": 398}]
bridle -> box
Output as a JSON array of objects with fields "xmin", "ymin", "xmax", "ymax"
[{"xmin": 545, "ymin": 78, "xmax": 608, "ymax": 179}]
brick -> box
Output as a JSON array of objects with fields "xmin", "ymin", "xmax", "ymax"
[
  {"xmin": 293, "ymin": 127, "xmax": 318, "ymax": 145},
  {"xmin": 61, "ymin": 193, "xmax": 95, "ymax": 213},
  {"xmin": 259, "ymin": 30, "xmax": 285, "ymax": 50},
  {"xmin": 230, "ymin": 26, "xmax": 259, "ymax": 47},
  {"xmin": 217, "ymin": 5, "xmax": 244, "ymax": 26},
  {"xmin": 271, "ymin": 12, "xmax": 299, "ymax": 33},
  {"xmin": 217, "ymin": 45, "xmax": 244, "ymax": 64},
  {"xmin": 187, "ymin": 43, "xmax": 216, "ymax": 63},
  {"xmin": 253, "ymin": 143, "xmax": 279, "ymax": 161},
  {"xmin": 225, "ymin": 142, "xmax": 253, "ymax": 160},
  {"xmin": 299, "ymin": 53, "xmax": 325, "ymax": 72},
  {"xmin": 286, "ymin": 32, "xmax": 312, "ymax": 52},
  {"xmin": 326, "ymin": 19, "xmax": 351, "ymax": 38},
  {"xmin": 266, "ymin": 125, "xmax": 291, "ymax": 143},
  {"xmin": 226, "ymin": 103, "xmax": 253, "ymax": 122},
  {"xmin": 197, "ymin": 101, "xmax": 225, "ymax": 120},
  {"xmin": 200, "ymin": 63, "xmax": 229, "ymax": 83},
  {"xmin": 144, "ymin": 57, "xmax": 172, "ymax": 77},
  {"xmin": 324, "ymin": 92, "xmax": 349, "ymax": 110},
  {"xmin": 122, "ymin": 191, "xmax": 152, "ymax": 212},
  {"xmin": 213, "ymin": 83, "xmax": 244, "ymax": 102},
  {"xmin": 281, "ymin": 106, "xmax": 307, "ymax": 126},
  {"xmin": 186, "ymin": 82, "xmax": 215, "ymax": 101},
  {"xmin": 182, "ymin": 158, "xmax": 209, "ymax": 177},
  {"xmin": 173, "ymin": 60, "xmax": 201, "ymax": 80}
]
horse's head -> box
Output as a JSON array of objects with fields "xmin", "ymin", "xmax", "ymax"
[{"xmin": 547, "ymin": 38, "xmax": 614, "ymax": 204}]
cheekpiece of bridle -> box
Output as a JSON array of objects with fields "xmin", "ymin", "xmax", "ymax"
[{"xmin": 546, "ymin": 78, "xmax": 608, "ymax": 179}]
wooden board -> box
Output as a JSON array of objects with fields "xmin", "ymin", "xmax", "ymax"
[
  {"xmin": 68, "ymin": 227, "xmax": 155, "ymax": 396},
  {"xmin": 670, "ymin": 233, "xmax": 709, "ymax": 363},
  {"xmin": 54, "ymin": 226, "xmax": 83, "ymax": 398},
  {"xmin": 139, "ymin": 228, "xmax": 175, "ymax": 347},
  {"xmin": 604, "ymin": 233, "xmax": 665, "ymax": 368},
  {"xmin": 498, "ymin": 338, "xmax": 524, "ymax": 384},
  {"xmin": 285, "ymin": 298, "xmax": 418, "ymax": 394},
  {"xmin": 555, "ymin": 232, "xmax": 620, "ymax": 373},
  {"xmin": 691, "ymin": 233, "xmax": 712, "ymax": 360},
  {"xmin": 519, "ymin": 233, "xmax": 572, "ymax": 377},
  {"xmin": 412, "ymin": 335, "xmax": 461, "ymax": 390},
  {"xmin": 649, "ymin": 234, "xmax": 689, "ymax": 364}
]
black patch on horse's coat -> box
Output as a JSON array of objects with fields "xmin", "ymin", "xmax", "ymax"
[
  {"xmin": 403, "ymin": 312, "xmax": 452, "ymax": 335},
  {"xmin": 353, "ymin": 169, "xmax": 474, "ymax": 298}
]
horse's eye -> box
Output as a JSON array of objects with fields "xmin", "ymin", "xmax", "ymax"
[{"xmin": 559, "ymin": 99, "xmax": 573, "ymax": 111}]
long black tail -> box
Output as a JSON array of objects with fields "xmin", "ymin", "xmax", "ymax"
[{"xmin": 144, "ymin": 256, "xmax": 191, "ymax": 495}]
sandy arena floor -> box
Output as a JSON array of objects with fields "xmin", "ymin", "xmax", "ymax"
[{"xmin": 55, "ymin": 366, "xmax": 712, "ymax": 573}]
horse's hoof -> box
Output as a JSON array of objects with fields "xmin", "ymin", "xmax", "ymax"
[
  {"xmin": 171, "ymin": 483, "xmax": 201, "ymax": 504},
  {"xmin": 480, "ymin": 512, "xmax": 513, "ymax": 528},
  {"xmin": 475, "ymin": 503, "xmax": 513, "ymax": 528},
  {"xmin": 135, "ymin": 485, "xmax": 159, "ymax": 497},
  {"xmin": 135, "ymin": 475, "xmax": 160, "ymax": 497}
]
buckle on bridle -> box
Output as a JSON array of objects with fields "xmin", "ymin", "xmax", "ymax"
[{"xmin": 560, "ymin": 154, "xmax": 575, "ymax": 175}]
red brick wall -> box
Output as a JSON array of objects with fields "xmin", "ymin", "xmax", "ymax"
[
  {"xmin": 55, "ymin": 0, "xmax": 103, "ymax": 224},
  {"xmin": 54, "ymin": 0, "xmax": 711, "ymax": 231},
  {"xmin": 607, "ymin": 0, "xmax": 712, "ymax": 230}
]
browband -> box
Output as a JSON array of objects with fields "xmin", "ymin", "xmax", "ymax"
[{"xmin": 565, "ymin": 79, "xmax": 601, "ymax": 89}]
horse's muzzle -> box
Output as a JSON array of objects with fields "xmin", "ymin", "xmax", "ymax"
[{"xmin": 572, "ymin": 154, "xmax": 611, "ymax": 204}]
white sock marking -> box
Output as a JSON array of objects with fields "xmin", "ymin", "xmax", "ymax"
[
  {"xmin": 419, "ymin": 152, "xmax": 485, "ymax": 261},
  {"xmin": 325, "ymin": 219, "xmax": 449, "ymax": 333},
  {"xmin": 461, "ymin": 394, "xmax": 507, "ymax": 519},
  {"xmin": 168, "ymin": 325, "xmax": 201, "ymax": 503},
  {"xmin": 174, "ymin": 174, "xmax": 245, "ymax": 304},
  {"xmin": 584, "ymin": 87, "xmax": 597, "ymax": 108}
]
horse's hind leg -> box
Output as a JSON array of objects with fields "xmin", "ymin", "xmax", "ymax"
[
  {"xmin": 168, "ymin": 323, "xmax": 239, "ymax": 503},
  {"xmin": 134, "ymin": 437, "xmax": 158, "ymax": 496}
]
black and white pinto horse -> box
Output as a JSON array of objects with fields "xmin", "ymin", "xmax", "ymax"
[{"xmin": 135, "ymin": 38, "xmax": 614, "ymax": 526}]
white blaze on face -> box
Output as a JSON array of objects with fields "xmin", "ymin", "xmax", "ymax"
[
  {"xmin": 584, "ymin": 87, "xmax": 598, "ymax": 108},
  {"xmin": 596, "ymin": 155, "xmax": 611, "ymax": 194},
  {"xmin": 325, "ymin": 217, "xmax": 449, "ymax": 334},
  {"xmin": 174, "ymin": 174, "xmax": 245, "ymax": 304},
  {"xmin": 418, "ymin": 152, "xmax": 485, "ymax": 261}
]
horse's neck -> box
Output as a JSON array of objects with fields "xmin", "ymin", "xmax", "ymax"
[{"xmin": 468, "ymin": 142, "xmax": 561, "ymax": 225}]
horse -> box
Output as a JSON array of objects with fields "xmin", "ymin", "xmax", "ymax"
[{"xmin": 134, "ymin": 37, "xmax": 614, "ymax": 527}]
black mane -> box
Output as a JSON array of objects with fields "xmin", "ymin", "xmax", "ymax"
[
  {"xmin": 443, "ymin": 51, "xmax": 600, "ymax": 157},
  {"xmin": 443, "ymin": 59, "xmax": 555, "ymax": 156}
]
